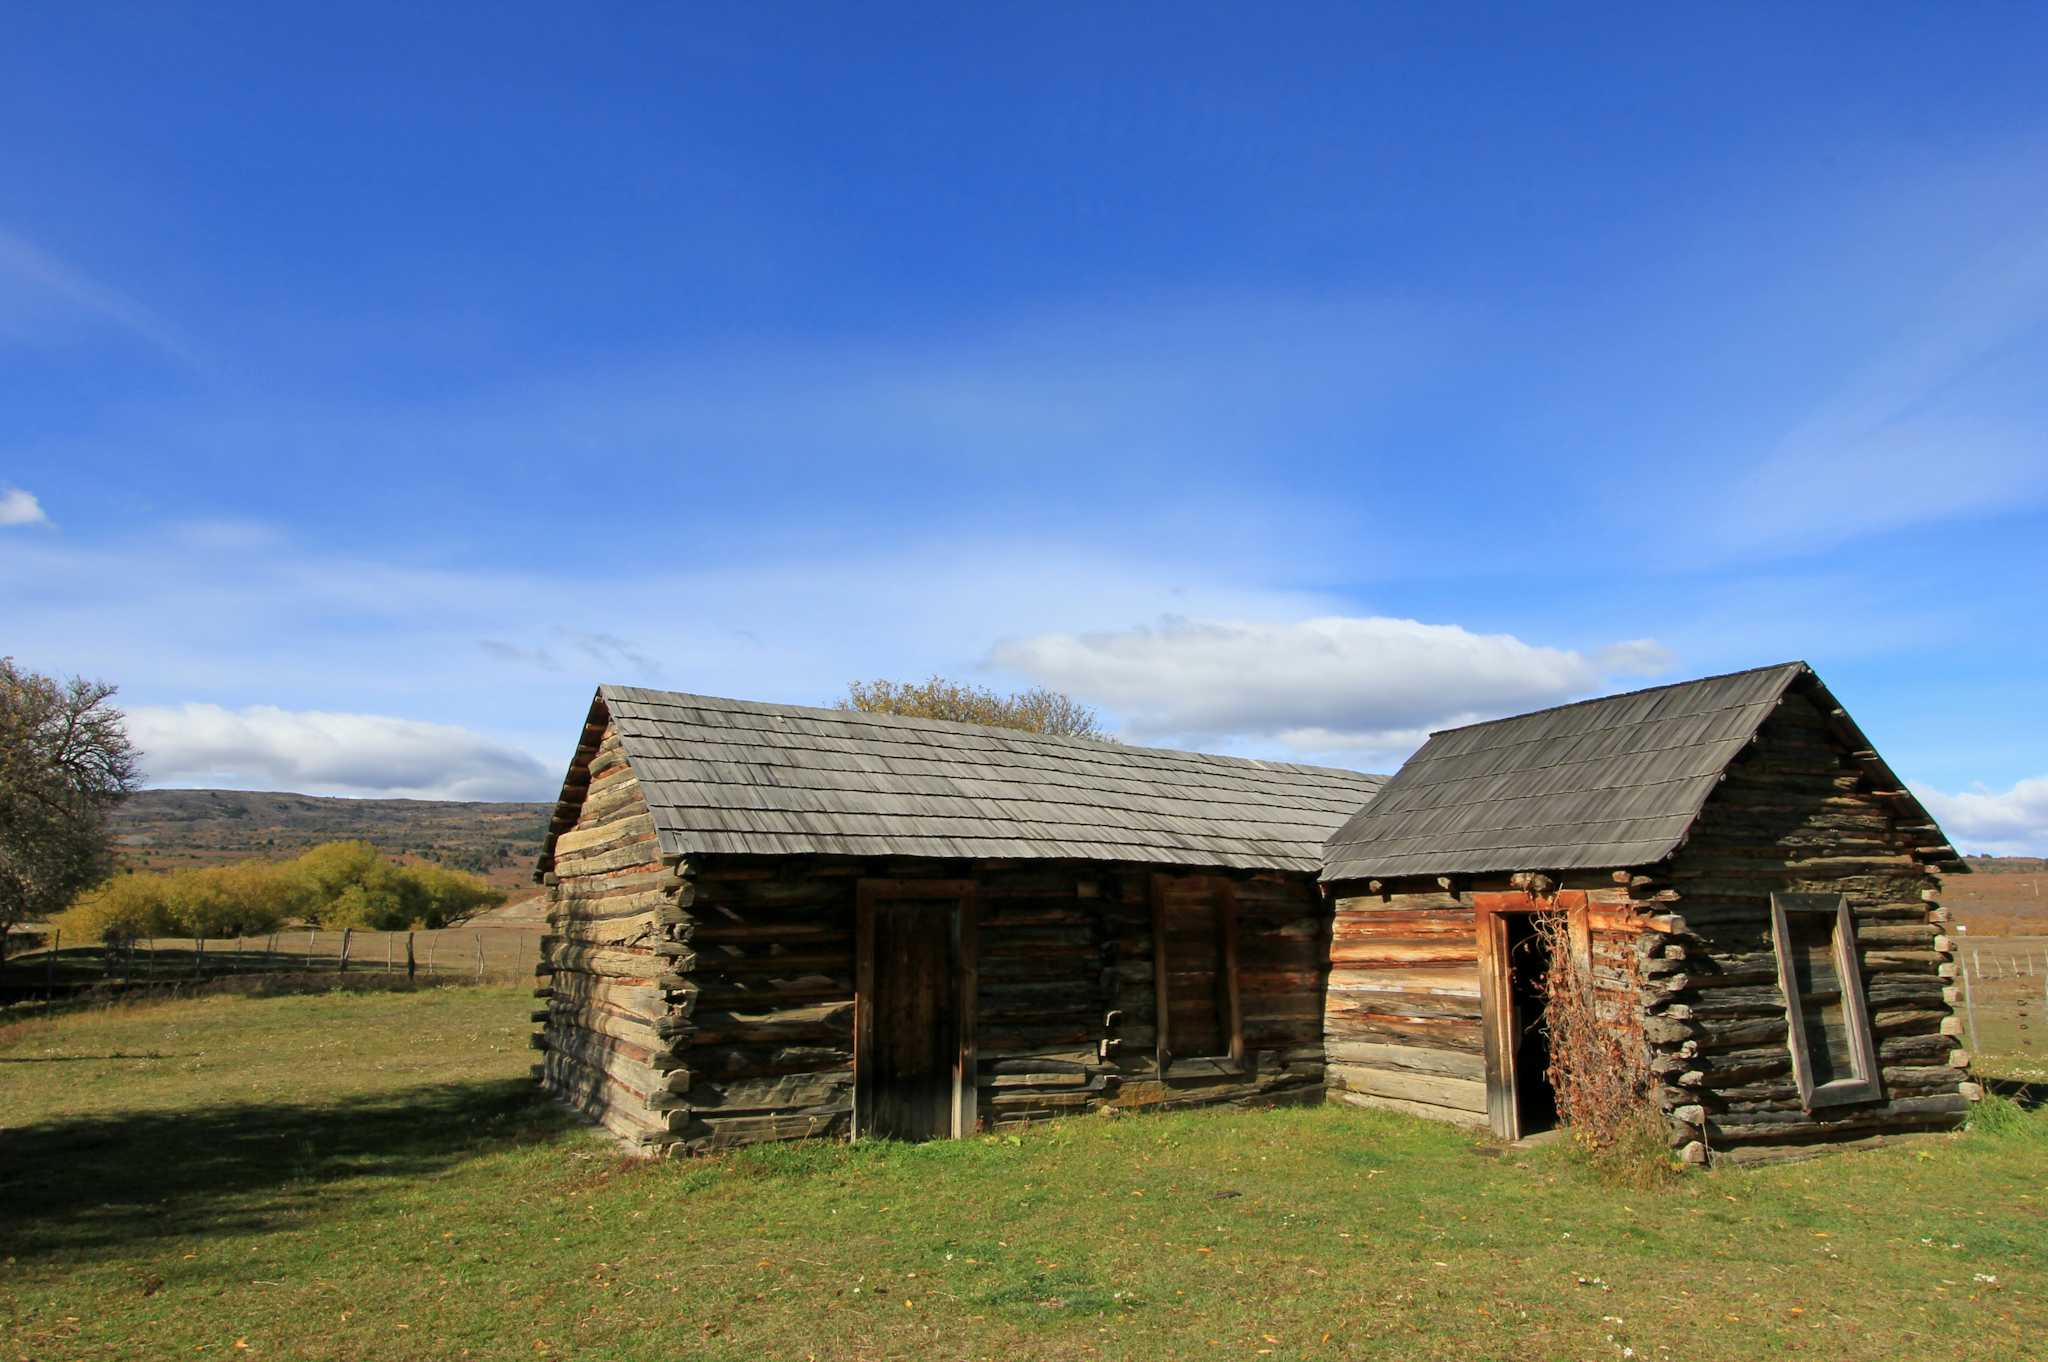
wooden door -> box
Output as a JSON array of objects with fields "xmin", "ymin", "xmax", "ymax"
[{"xmin": 855, "ymin": 880, "xmax": 977, "ymax": 1140}]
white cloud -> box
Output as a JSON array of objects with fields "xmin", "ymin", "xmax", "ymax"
[
  {"xmin": 127, "ymin": 704, "xmax": 555, "ymax": 802},
  {"xmin": 0, "ymin": 487, "xmax": 49, "ymax": 527},
  {"xmin": 0, "ymin": 228, "xmax": 199, "ymax": 364},
  {"xmin": 992, "ymin": 615, "xmax": 1665, "ymax": 760},
  {"xmin": 1915, "ymin": 777, "xmax": 2048, "ymax": 858}
]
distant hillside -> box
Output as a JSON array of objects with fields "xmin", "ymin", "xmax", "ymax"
[
  {"xmin": 1964, "ymin": 855, "xmax": 2048, "ymax": 874},
  {"xmin": 111, "ymin": 788, "xmax": 554, "ymax": 890}
]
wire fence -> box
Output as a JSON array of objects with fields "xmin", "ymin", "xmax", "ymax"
[
  {"xmin": 7, "ymin": 922, "xmax": 545, "ymax": 994},
  {"xmin": 1955, "ymin": 937, "xmax": 2048, "ymax": 1081}
]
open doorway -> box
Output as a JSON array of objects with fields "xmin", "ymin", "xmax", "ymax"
[
  {"xmin": 1480, "ymin": 907, "xmax": 1562, "ymax": 1141},
  {"xmin": 1502, "ymin": 912, "xmax": 1558, "ymax": 1138}
]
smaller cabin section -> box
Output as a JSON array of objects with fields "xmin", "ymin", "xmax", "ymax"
[
  {"xmin": 533, "ymin": 686, "xmax": 1383, "ymax": 1153},
  {"xmin": 1320, "ymin": 662, "xmax": 1974, "ymax": 1164}
]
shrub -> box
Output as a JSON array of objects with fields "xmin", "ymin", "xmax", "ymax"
[{"xmin": 60, "ymin": 842, "xmax": 508, "ymax": 940}]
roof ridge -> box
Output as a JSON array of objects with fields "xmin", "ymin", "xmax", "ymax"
[{"xmin": 1420, "ymin": 661, "xmax": 1807, "ymax": 740}]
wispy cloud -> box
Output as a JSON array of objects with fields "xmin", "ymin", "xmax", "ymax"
[
  {"xmin": 127, "ymin": 702, "xmax": 555, "ymax": 802},
  {"xmin": 0, "ymin": 487, "xmax": 50, "ymax": 528},
  {"xmin": 992, "ymin": 614, "xmax": 1671, "ymax": 763},
  {"xmin": 1701, "ymin": 208, "xmax": 2048, "ymax": 555},
  {"xmin": 1915, "ymin": 776, "xmax": 2048, "ymax": 858},
  {"xmin": 0, "ymin": 228, "xmax": 200, "ymax": 364}
]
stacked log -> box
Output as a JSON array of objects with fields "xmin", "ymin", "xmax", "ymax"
[
  {"xmin": 1102, "ymin": 871, "xmax": 1330, "ymax": 1115},
  {"xmin": 533, "ymin": 766, "xmax": 1338, "ymax": 1153},
  {"xmin": 532, "ymin": 721, "xmax": 682, "ymax": 1150},
  {"xmin": 1321, "ymin": 887, "xmax": 1487, "ymax": 1127},
  {"xmin": 1643, "ymin": 691, "xmax": 1972, "ymax": 1165}
]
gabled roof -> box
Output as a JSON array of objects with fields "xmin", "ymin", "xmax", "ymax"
[
  {"xmin": 1320, "ymin": 661, "xmax": 1959, "ymax": 883},
  {"xmin": 541, "ymin": 685, "xmax": 1385, "ymax": 875}
]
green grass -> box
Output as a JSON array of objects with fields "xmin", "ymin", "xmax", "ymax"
[{"xmin": 2, "ymin": 988, "xmax": 2043, "ymax": 1361}]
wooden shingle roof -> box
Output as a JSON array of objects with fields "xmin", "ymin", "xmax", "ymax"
[
  {"xmin": 546, "ymin": 685, "xmax": 1385, "ymax": 874},
  {"xmin": 1321, "ymin": 661, "xmax": 1957, "ymax": 883}
]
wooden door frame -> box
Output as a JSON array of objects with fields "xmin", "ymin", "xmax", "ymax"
[
  {"xmin": 1474, "ymin": 897, "xmax": 1588, "ymax": 1141},
  {"xmin": 853, "ymin": 878, "xmax": 978, "ymax": 1139},
  {"xmin": 1149, "ymin": 873, "xmax": 1246, "ymax": 1077}
]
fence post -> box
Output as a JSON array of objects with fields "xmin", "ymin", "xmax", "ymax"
[
  {"xmin": 194, "ymin": 938, "xmax": 205, "ymax": 978},
  {"xmin": 267, "ymin": 933, "xmax": 277, "ymax": 965},
  {"xmin": 46, "ymin": 929, "xmax": 58, "ymax": 989},
  {"xmin": 474, "ymin": 932, "xmax": 485, "ymax": 982},
  {"xmin": 386, "ymin": 934, "xmax": 395, "ymax": 974},
  {"xmin": 427, "ymin": 936, "xmax": 438, "ymax": 976},
  {"xmin": 1961, "ymin": 959, "xmax": 1979, "ymax": 1053},
  {"xmin": 338, "ymin": 927, "xmax": 352, "ymax": 973},
  {"xmin": 406, "ymin": 931, "xmax": 417, "ymax": 981}
]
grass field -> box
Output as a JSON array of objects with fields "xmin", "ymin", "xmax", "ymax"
[{"xmin": 2, "ymin": 987, "xmax": 2042, "ymax": 1361}]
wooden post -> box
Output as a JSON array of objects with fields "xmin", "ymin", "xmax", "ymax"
[
  {"xmin": 473, "ymin": 932, "xmax": 485, "ymax": 981},
  {"xmin": 1960, "ymin": 959, "xmax": 1979, "ymax": 1053},
  {"xmin": 406, "ymin": 931, "xmax": 417, "ymax": 981},
  {"xmin": 194, "ymin": 938, "xmax": 205, "ymax": 978},
  {"xmin": 266, "ymin": 933, "xmax": 277, "ymax": 965},
  {"xmin": 338, "ymin": 927, "xmax": 352, "ymax": 973},
  {"xmin": 45, "ymin": 929, "xmax": 58, "ymax": 988},
  {"xmin": 426, "ymin": 936, "xmax": 438, "ymax": 976},
  {"xmin": 386, "ymin": 934, "xmax": 394, "ymax": 973}
]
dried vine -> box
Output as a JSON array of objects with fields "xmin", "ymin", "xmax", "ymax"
[{"xmin": 1531, "ymin": 911, "xmax": 1663, "ymax": 1169}]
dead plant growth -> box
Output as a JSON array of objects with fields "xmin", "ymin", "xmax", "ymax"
[{"xmin": 1531, "ymin": 910, "xmax": 1674, "ymax": 1181}]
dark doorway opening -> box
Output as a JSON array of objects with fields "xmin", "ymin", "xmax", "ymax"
[
  {"xmin": 854, "ymin": 880, "xmax": 977, "ymax": 1141},
  {"xmin": 1503, "ymin": 912, "xmax": 1558, "ymax": 1137}
]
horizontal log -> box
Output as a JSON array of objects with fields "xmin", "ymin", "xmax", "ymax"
[
  {"xmin": 545, "ymin": 1000, "xmax": 667, "ymax": 1053},
  {"xmin": 687, "ymin": 1000, "xmax": 854, "ymax": 1046},
  {"xmin": 1324, "ymin": 1041, "xmax": 1484, "ymax": 1080},
  {"xmin": 672, "ymin": 1107, "xmax": 850, "ymax": 1148},
  {"xmin": 539, "ymin": 1052, "xmax": 666, "ymax": 1143},
  {"xmin": 684, "ymin": 1043, "xmax": 854, "ymax": 1078},
  {"xmin": 1323, "ymin": 1011, "xmax": 1484, "ymax": 1054},
  {"xmin": 1702, "ymin": 1093, "xmax": 1967, "ymax": 1145},
  {"xmin": 541, "ymin": 973, "xmax": 664, "ymax": 1015},
  {"xmin": 547, "ymin": 941, "xmax": 666, "ymax": 981},
  {"xmin": 554, "ymin": 809, "xmax": 657, "ymax": 861},
  {"xmin": 1326, "ymin": 967, "xmax": 1480, "ymax": 998},
  {"xmin": 1329, "ymin": 1064, "xmax": 1487, "ymax": 1113},
  {"xmin": 682, "ymin": 1072, "xmax": 852, "ymax": 1113},
  {"xmin": 1329, "ymin": 1088, "xmax": 1489, "ymax": 1129}
]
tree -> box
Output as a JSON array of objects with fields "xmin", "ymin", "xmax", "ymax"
[
  {"xmin": 838, "ymin": 676, "xmax": 1109, "ymax": 740},
  {"xmin": 0, "ymin": 659, "xmax": 140, "ymax": 962}
]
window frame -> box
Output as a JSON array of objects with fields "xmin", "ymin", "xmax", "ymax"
[
  {"xmin": 1769, "ymin": 891, "xmax": 1883, "ymax": 1110},
  {"xmin": 1149, "ymin": 874, "xmax": 1245, "ymax": 1076}
]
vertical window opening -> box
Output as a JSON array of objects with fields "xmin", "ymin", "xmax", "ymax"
[{"xmin": 1770, "ymin": 892, "xmax": 1882, "ymax": 1109}]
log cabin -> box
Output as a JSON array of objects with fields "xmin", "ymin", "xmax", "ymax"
[
  {"xmin": 1318, "ymin": 661, "xmax": 1976, "ymax": 1165},
  {"xmin": 531, "ymin": 685, "xmax": 1384, "ymax": 1153}
]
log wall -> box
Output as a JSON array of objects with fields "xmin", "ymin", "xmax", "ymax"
[
  {"xmin": 532, "ymin": 719, "xmax": 679, "ymax": 1150},
  {"xmin": 1647, "ymin": 689, "xmax": 1973, "ymax": 1165},
  {"xmin": 1317, "ymin": 686, "xmax": 1972, "ymax": 1165},
  {"xmin": 1320, "ymin": 875, "xmax": 1647, "ymax": 1129},
  {"xmin": 534, "ymin": 757, "xmax": 1333, "ymax": 1152},
  {"xmin": 1322, "ymin": 886, "xmax": 1487, "ymax": 1126}
]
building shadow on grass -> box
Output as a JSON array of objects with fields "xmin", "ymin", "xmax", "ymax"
[{"xmin": 0, "ymin": 1077, "xmax": 572, "ymax": 1261}]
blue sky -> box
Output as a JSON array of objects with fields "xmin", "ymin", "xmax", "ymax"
[{"xmin": 4, "ymin": 5, "xmax": 2046, "ymax": 851}]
